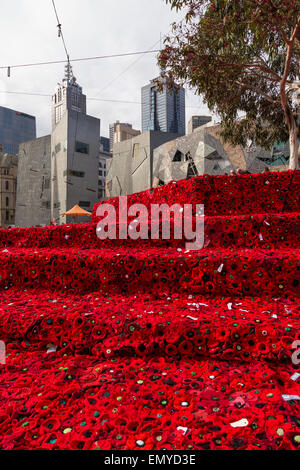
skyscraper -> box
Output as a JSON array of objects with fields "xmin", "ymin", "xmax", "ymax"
[
  {"xmin": 16, "ymin": 63, "xmax": 100, "ymax": 227},
  {"xmin": 51, "ymin": 63, "xmax": 86, "ymax": 130},
  {"xmin": 0, "ymin": 106, "xmax": 36, "ymax": 154},
  {"xmin": 50, "ymin": 64, "xmax": 100, "ymax": 224},
  {"xmin": 141, "ymin": 77, "xmax": 185, "ymax": 135}
]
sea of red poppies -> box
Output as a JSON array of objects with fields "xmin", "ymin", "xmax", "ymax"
[{"xmin": 0, "ymin": 170, "xmax": 299, "ymax": 450}]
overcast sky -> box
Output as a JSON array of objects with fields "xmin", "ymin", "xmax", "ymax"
[{"xmin": 0, "ymin": 0, "xmax": 213, "ymax": 138}]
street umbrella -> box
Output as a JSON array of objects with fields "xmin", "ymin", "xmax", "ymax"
[{"xmin": 61, "ymin": 204, "xmax": 92, "ymax": 223}]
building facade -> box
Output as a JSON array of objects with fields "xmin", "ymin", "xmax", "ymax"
[
  {"xmin": 141, "ymin": 78, "xmax": 185, "ymax": 136},
  {"xmin": 152, "ymin": 124, "xmax": 293, "ymax": 186},
  {"xmin": 0, "ymin": 106, "xmax": 36, "ymax": 155},
  {"xmin": 0, "ymin": 149, "xmax": 18, "ymax": 228},
  {"xmin": 99, "ymin": 139, "xmax": 112, "ymax": 200},
  {"xmin": 15, "ymin": 136, "xmax": 51, "ymax": 227},
  {"xmin": 106, "ymin": 130, "xmax": 180, "ymax": 198},
  {"xmin": 109, "ymin": 121, "xmax": 140, "ymax": 152},
  {"xmin": 188, "ymin": 115, "xmax": 212, "ymax": 134}
]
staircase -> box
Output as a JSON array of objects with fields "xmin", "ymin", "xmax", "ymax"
[{"xmin": 0, "ymin": 170, "xmax": 299, "ymax": 450}]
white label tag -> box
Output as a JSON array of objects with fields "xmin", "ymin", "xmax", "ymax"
[
  {"xmin": 282, "ymin": 394, "xmax": 300, "ymax": 401},
  {"xmin": 230, "ymin": 418, "xmax": 249, "ymax": 428},
  {"xmin": 290, "ymin": 373, "xmax": 300, "ymax": 382}
]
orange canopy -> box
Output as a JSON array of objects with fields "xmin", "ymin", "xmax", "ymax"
[{"xmin": 62, "ymin": 204, "xmax": 92, "ymax": 216}]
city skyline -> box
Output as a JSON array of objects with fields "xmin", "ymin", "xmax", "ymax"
[{"xmin": 0, "ymin": 0, "xmax": 214, "ymax": 139}]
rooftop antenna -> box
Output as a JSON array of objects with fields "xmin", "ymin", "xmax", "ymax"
[{"xmin": 51, "ymin": 0, "xmax": 73, "ymax": 82}]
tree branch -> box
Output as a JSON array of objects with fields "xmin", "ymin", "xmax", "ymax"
[{"xmin": 235, "ymin": 81, "xmax": 280, "ymax": 105}]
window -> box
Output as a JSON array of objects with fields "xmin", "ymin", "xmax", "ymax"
[
  {"xmin": 55, "ymin": 105, "xmax": 62, "ymax": 124},
  {"xmin": 172, "ymin": 150, "xmax": 183, "ymax": 162},
  {"xmin": 5, "ymin": 197, "xmax": 9, "ymax": 207},
  {"xmin": 5, "ymin": 181, "xmax": 9, "ymax": 190},
  {"xmin": 3, "ymin": 169, "xmax": 9, "ymax": 175},
  {"xmin": 99, "ymin": 170, "xmax": 103, "ymax": 177},
  {"xmin": 41, "ymin": 201, "xmax": 50, "ymax": 209},
  {"xmin": 79, "ymin": 201, "xmax": 91, "ymax": 208},
  {"xmin": 44, "ymin": 179, "xmax": 50, "ymax": 189},
  {"xmin": 5, "ymin": 211, "xmax": 9, "ymax": 222},
  {"xmin": 75, "ymin": 141, "xmax": 89, "ymax": 154}
]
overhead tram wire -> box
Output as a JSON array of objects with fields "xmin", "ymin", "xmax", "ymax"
[
  {"xmin": 0, "ymin": 89, "xmax": 204, "ymax": 109},
  {"xmin": 1, "ymin": 50, "xmax": 161, "ymax": 75},
  {"xmin": 2, "ymin": 9, "xmax": 181, "ymax": 76},
  {"xmin": 94, "ymin": 38, "xmax": 162, "ymax": 98}
]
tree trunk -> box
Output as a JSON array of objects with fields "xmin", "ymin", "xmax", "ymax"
[{"xmin": 289, "ymin": 116, "xmax": 299, "ymax": 170}]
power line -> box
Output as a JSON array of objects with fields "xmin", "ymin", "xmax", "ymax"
[
  {"xmin": 0, "ymin": 89, "xmax": 204, "ymax": 108},
  {"xmin": 0, "ymin": 90, "xmax": 140, "ymax": 104},
  {"xmin": 0, "ymin": 50, "xmax": 160, "ymax": 72},
  {"xmin": 94, "ymin": 39, "xmax": 161, "ymax": 98}
]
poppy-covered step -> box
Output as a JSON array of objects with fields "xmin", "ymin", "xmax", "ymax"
[
  {"xmin": 0, "ymin": 352, "xmax": 299, "ymax": 450},
  {"xmin": 1, "ymin": 212, "xmax": 299, "ymax": 250},
  {"xmin": 92, "ymin": 170, "xmax": 300, "ymax": 221},
  {"xmin": 0, "ymin": 247, "xmax": 299, "ymax": 296},
  {"xmin": 0, "ymin": 288, "xmax": 299, "ymax": 364}
]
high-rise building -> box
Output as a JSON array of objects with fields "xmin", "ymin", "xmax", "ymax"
[
  {"xmin": 0, "ymin": 106, "xmax": 36, "ymax": 155},
  {"xmin": 188, "ymin": 115, "xmax": 212, "ymax": 134},
  {"xmin": 51, "ymin": 65, "xmax": 86, "ymax": 130},
  {"xmin": 51, "ymin": 65, "xmax": 100, "ymax": 224},
  {"xmin": 16, "ymin": 63, "xmax": 100, "ymax": 226},
  {"xmin": 141, "ymin": 77, "xmax": 185, "ymax": 136},
  {"xmin": 109, "ymin": 121, "xmax": 140, "ymax": 152}
]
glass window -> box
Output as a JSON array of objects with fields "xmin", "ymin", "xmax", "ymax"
[
  {"xmin": 75, "ymin": 141, "xmax": 89, "ymax": 154},
  {"xmin": 6, "ymin": 197, "xmax": 9, "ymax": 207},
  {"xmin": 5, "ymin": 210, "xmax": 9, "ymax": 221},
  {"xmin": 5, "ymin": 181, "xmax": 9, "ymax": 190}
]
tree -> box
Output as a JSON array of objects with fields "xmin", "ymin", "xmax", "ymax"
[{"xmin": 158, "ymin": 0, "xmax": 300, "ymax": 169}]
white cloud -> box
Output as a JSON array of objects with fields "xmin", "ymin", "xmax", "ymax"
[{"xmin": 0, "ymin": 0, "xmax": 212, "ymax": 138}]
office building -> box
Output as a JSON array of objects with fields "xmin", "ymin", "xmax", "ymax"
[
  {"xmin": 0, "ymin": 106, "xmax": 36, "ymax": 155},
  {"xmin": 188, "ymin": 115, "xmax": 212, "ymax": 134},
  {"xmin": 141, "ymin": 77, "xmax": 185, "ymax": 136}
]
